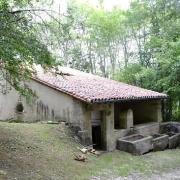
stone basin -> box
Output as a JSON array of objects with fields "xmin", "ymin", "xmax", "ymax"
[
  {"xmin": 160, "ymin": 122, "xmax": 180, "ymax": 148},
  {"xmin": 117, "ymin": 134, "xmax": 153, "ymax": 155},
  {"xmin": 152, "ymin": 134, "xmax": 169, "ymax": 151},
  {"xmin": 167, "ymin": 132, "xmax": 180, "ymax": 149},
  {"xmin": 160, "ymin": 122, "xmax": 180, "ymax": 134}
]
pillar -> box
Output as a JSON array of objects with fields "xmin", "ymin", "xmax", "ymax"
[
  {"xmin": 120, "ymin": 109, "xmax": 133, "ymax": 129},
  {"xmin": 127, "ymin": 109, "xmax": 134, "ymax": 128},
  {"xmin": 103, "ymin": 104, "xmax": 114, "ymax": 151},
  {"xmin": 156, "ymin": 101, "xmax": 162, "ymax": 123}
]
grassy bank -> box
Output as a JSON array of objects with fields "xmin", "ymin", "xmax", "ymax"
[{"xmin": 0, "ymin": 122, "xmax": 180, "ymax": 180}]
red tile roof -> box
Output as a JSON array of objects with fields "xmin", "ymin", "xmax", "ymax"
[{"xmin": 33, "ymin": 67, "xmax": 167, "ymax": 103}]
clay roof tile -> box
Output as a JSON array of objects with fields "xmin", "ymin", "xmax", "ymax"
[{"xmin": 33, "ymin": 67, "xmax": 167, "ymax": 103}]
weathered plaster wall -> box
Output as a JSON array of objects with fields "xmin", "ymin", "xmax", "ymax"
[
  {"xmin": 133, "ymin": 100, "xmax": 162, "ymax": 124},
  {"xmin": 23, "ymin": 80, "xmax": 88, "ymax": 129},
  {"xmin": 0, "ymin": 80, "xmax": 88, "ymax": 132},
  {"xmin": 0, "ymin": 86, "xmax": 19, "ymax": 121}
]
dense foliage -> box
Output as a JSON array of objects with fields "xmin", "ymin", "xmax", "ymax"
[
  {"xmin": 47, "ymin": 0, "xmax": 179, "ymax": 120},
  {"xmin": 0, "ymin": 0, "xmax": 54, "ymax": 94},
  {"xmin": 115, "ymin": 0, "xmax": 180, "ymax": 120}
]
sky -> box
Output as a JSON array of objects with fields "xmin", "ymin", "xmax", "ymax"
[
  {"xmin": 53, "ymin": 0, "xmax": 131, "ymax": 14},
  {"xmin": 90, "ymin": 0, "xmax": 131, "ymax": 10}
]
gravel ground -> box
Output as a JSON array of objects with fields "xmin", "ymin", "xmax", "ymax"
[
  {"xmin": 116, "ymin": 169, "xmax": 180, "ymax": 180},
  {"xmin": 92, "ymin": 169, "xmax": 180, "ymax": 180}
]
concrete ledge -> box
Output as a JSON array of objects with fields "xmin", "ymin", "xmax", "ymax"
[{"xmin": 135, "ymin": 122, "xmax": 160, "ymax": 136}]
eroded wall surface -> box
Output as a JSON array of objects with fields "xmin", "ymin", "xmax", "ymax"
[
  {"xmin": 0, "ymin": 85, "xmax": 19, "ymax": 121},
  {"xmin": 0, "ymin": 80, "xmax": 88, "ymax": 131}
]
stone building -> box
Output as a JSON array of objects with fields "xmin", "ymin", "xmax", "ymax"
[{"xmin": 0, "ymin": 67, "xmax": 167, "ymax": 151}]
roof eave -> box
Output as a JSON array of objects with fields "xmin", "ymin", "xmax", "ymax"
[{"xmin": 90, "ymin": 96, "xmax": 168, "ymax": 104}]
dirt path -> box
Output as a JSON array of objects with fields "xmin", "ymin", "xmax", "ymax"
[
  {"xmin": 92, "ymin": 169, "xmax": 180, "ymax": 180},
  {"xmin": 115, "ymin": 169, "xmax": 180, "ymax": 180}
]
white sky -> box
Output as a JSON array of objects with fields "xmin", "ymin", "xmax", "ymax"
[
  {"xmin": 53, "ymin": 0, "xmax": 131, "ymax": 14},
  {"xmin": 90, "ymin": 0, "xmax": 131, "ymax": 10}
]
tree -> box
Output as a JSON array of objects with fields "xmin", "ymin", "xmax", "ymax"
[
  {"xmin": 31, "ymin": 0, "xmax": 179, "ymax": 120},
  {"xmin": 0, "ymin": 0, "xmax": 55, "ymax": 94},
  {"xmin": 115, "ymin": 0, "xmax": 180, "ymax": 120},
  {"xmin": 47, "ymin": 1, "xmax": 126, "ymax": 77}
]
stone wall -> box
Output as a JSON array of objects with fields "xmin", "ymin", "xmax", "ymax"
[{"xmin": 135, "ymin": 122, "xmax": 160, "ymax": 136}]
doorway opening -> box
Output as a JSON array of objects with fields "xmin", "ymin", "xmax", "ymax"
[
  {"xmin": 92, "ymin": 125, "xmax": 101, "ymax": 149},
  {"xmin": 91, "ymin": 111, "xmax": 103, "ymax": 149}
]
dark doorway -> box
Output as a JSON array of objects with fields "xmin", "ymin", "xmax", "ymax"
[
  {"xmin": 92, "ymin": 125, "xmax": 102, "ymax": 149},
  {"xmin": 91, "ymin": 111, "xmax": 103, "ymax": 149},
  {"xmin": 16, "ymin": 102, "xmax": 24, "ymax": 113}
]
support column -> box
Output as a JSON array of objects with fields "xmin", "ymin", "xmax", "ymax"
[
  {"xmin": 120, "ymin": 109, "xmax": 133, "ymax": 129},
  {"xmin": 82, "ymin": 109, "xmax": 92, "ymax": 145},
  {"xmin": 78, "ymin": 104, "xmax": 92, "ymax": 145},
  {"xmin": 103, "ymin": 104, "xmax": 114, "ymax": 151},
  {"xmin": 126, "ymin": 109, "xmax": 134, "ymax": 128},
  {"xmin": 156, "ymin": 101, "xmax": 162, "ymax": 123}
]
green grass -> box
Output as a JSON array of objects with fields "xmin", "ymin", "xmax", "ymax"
[{"xmin": 0, "ymin": 122, "xmax": 180, "ymax": 179}]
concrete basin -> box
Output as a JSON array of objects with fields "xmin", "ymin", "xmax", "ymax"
[
  {"xmin": 160, "ymin": 122, "xmax": 180, "ymax": 148},
  {"xmin": 117, "ymin": 134, "xmax": 153, "ymax": 155},
  {"xmin": 160, "ymin": 122, "xmax": 180, "ymax": 134},
  {"xmin": 167, "ymin": 132, "xmax": 180, "ymax": 149},
  {"xmin": 152, "ymin": 134, "xmax": 169, "ymax": 151}
]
